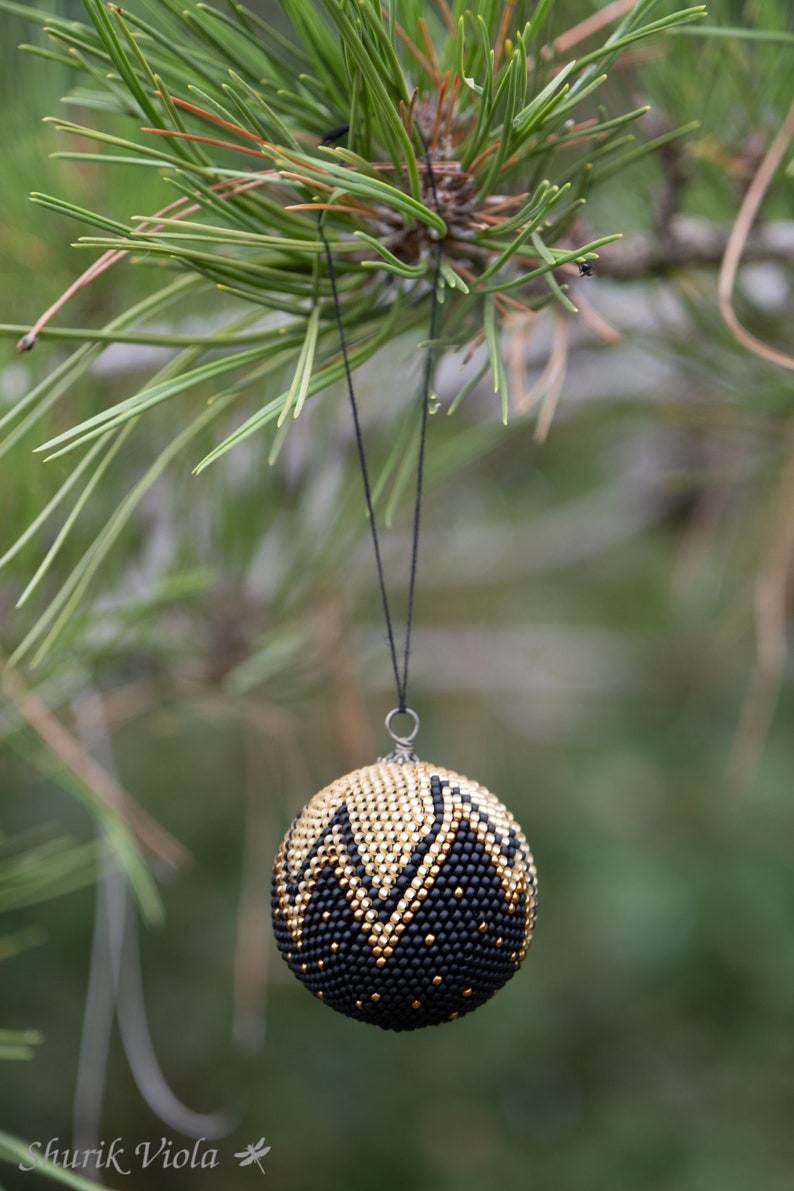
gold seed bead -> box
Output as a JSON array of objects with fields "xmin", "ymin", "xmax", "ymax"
[
  {"xmin": 462, "ymin": 988, "xmax": 472, "ymax": 997},
  {"xmin": 371, "ymin": 993, "xmax": 381, "ymax": 1003},
  {"xmin": 432, "ymin": 975, "xmax": 442, "ymax": 987},
  {"xmin": 412, "ymin": 1000, "xmax": 421, "ymax": 1010},
  {"xmin": 424, "ymin": 934, "xmax": 435, "ymax": 946}
]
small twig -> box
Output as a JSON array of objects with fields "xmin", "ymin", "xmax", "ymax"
[
  {"xmin": 590, "ymin": 216, "xmax": 794, "ymax": 279},
  {"xmin": 0, "ymin": 660, "xmax": 187, "ymax": 868},
  {"xmin": 718, "ymin": 96, "xmax": 794, "ymax": 372}
]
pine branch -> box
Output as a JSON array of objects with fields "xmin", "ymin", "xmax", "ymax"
[{"xmin": 0, "ymin": 0, "xmax": 707, "ymax": 659}]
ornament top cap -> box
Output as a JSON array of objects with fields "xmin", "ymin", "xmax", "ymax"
[{"xmin": 381, "ymin": 706, "xmax": 420, "ymax": 764}]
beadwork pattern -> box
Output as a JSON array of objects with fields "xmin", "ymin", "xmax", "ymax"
[{"xmin": 271, "ymin": 761, "xmax": 538, "ymax": 1030}]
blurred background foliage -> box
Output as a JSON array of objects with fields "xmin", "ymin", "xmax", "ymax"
[{"xmin": 1, "ymin": 1, "xmax": 794, "ymax": 1190}]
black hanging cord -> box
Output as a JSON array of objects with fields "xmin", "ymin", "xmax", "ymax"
[{"xmin": 317, "ymin": 137, "xmax": 443, "ymax": 715}]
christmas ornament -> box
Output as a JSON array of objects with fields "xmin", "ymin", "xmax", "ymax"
[
  {"xmin": 271, "ymin": 146, "xmax": 538, "ymax": 1029},
  {"xmin": 272, "ymin": 713, "xmax": 538, "ymax": 1031}
]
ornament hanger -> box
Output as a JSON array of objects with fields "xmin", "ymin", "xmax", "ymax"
[
  {"xmin": 383, "ymin": 706, "xmax": 421, "ymax": 764},
  {"xmin": 271, "ymin": 130, "xmax": 538, "ymax": 1031},
  {"xmin": 316, "ymin": 130, "xmax": 443, "ymax": 749}
]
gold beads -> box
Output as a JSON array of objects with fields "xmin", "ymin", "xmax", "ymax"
[{"xmin": 271, "ymin": 760, "xmax": 538, "ymax": 1031}]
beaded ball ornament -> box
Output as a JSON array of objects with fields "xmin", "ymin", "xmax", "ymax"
[{"xmin": 272, "ymin": 721, "xmax": 538, "ymax": 1031}]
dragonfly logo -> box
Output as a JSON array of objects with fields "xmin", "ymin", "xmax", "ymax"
[{"xmin": 234, "ymin": 1139, "xmax": 271, "ymax": 1175}]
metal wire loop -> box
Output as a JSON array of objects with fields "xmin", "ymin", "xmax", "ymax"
[
  {"xmin": 385, "ymin": 705, "xmax": 421, "ymax": 762},
  {"xmin": 381, "ymin": 707, "xmax": 420, "ymax": 763},
  {"xmin": 385, "ymin": 707, "xmax": 420, "ymax": 746}
]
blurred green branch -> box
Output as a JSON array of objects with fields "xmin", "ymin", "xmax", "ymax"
[{"xmin": 0, "ymin": 0, "xmax": 706, "ymax": 663}]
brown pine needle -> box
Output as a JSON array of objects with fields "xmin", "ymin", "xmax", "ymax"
[
  {"xmin": 575, "ymin": 290, "xmax": 623, "ymax": 344},
  {"xmin": 0, "ymin": 660, "xmax": 188, "ymax": 868},
  {"xmin": 153, "ymin": 92, "xmax": 267, "ymax": 144},
  {"xmin": 550, "ymin": 0, "xmax": 637, "ymax": 56},
  {"xmin": 494, "ymin": 0, "xmax": 517, "ymax": 73},
  {"xmin": 398, "ymin": 90, "xmax": 419, "ymax": 139},
  {"xmin": 141, "ymin": 127, "xmax": 270, "ymax": 158},
  {"xmin": 285, "ymin": 202, "xmax": 374, "ymax": 217},
  {"xmin": 445, "ymin": 74, "xmax": 462, "ymax": 144},
  {"xmin": 718, "ymin": 96, "xmax": 794, "ymax": 373},
  {"xmin": 417, "ymin": 17, "xmax": 442, "ymax": 85},
  {"xmin": 506, "ymin": 312, "xmax": 538, "ymax": 411},
  {"xmin": 17, "ymin": 176, "xmax": 273, "ymax": 349},
  {"xmin": 279, "ymin": 172, "xmax": 336, "ymax": 195},
  {"xmin": 430, "ymin": 71, "xmax": 450, "ymax": 155},
  {"xmin": 385, "ymin": 9, "xmax": 438, "ymax": 84},
  {"xmin": 436, "ymin": 0, "xmax": 457, "ymax": 40},
  {"xmin": 468, "ymin": 141, "xmax": 501, "ymax": 174}
]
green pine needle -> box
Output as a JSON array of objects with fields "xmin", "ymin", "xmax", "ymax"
[{"xmin": 0, "ymin": 0, "xmax": 707, "ymax": 659}]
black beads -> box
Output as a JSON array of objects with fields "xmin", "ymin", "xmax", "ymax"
[{"xmin": 271, "ymin": 761, "xmax": 538, "ymax": 1031}]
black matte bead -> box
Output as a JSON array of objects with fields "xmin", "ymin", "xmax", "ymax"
[{"xmin": 271, "ymin": 761, "xmax": 538, "ymax": 1031}]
